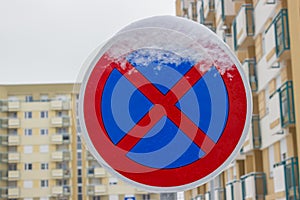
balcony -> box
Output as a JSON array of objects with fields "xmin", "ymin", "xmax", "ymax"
[
  {"xmin": 279, "ymin": 81, "xmax": 295, "ymax": 128},
  {"xmin": 8, "ymin": 170, "xmax": 20, "ymax": 180},
  {"xmin": 51, "ymin": 133, "xmax": 70, "ymax": 144},
  {"xmin": 242, "ymin": 115, "xmax": 261, "ymax": 153},
  {"xmin": 226, "ymin": 180, "xmax": 242, "ymax": 200},
  {"xmin": 274, "ymin": 9, "xmax": 290, "ymax": 60},
  {"xmin": 51, "ymin": 116, "xmax": 70, "ymax": 127},
  {"xmin": 274, "ymin": 157, "xmax": 300, "ymax": 200},
  {"xmin": 87, "ymin": 152, "xmax": 95, "ymax": 160},
  {"xmin": 50, "ymin": 100, "xmax": 70, "ymax": 110},
  {"xmin": 0, "ymin": 153, "xmax": 8, "ymax": 163},
  {"xmin": 242, "ymin": 59, "xmax": 258, "ymax": 92},
  {"xmin": 0, "ymin": 135, "xmax": 8, "ymax": 145},
  {"xmin": 87, "ymin": 185, "xmax": 106, "ymax": 196},
  {"xmin": 8, "ymin": 152, "xmax": 20, "ymax": 163},
  {"xmin": 51, "ymin": 169, "xmax": 71, "ymax": 179},
  {"xmin": 0, "ymin": 118, "xmax": 18, "ymax": 129},
  {"xmin": 224, "ymin": 33, "xmax": 234, "ymax": 51},
  {"xmin": 215, "ymin": 0, "xmax": 235, "ymax": 26},
  {"xmin": 0, "ymin": 170, "xmax": 8, "ymax": 180},
  {"xmin": 8, "ymin": 135, "xmax": 20, "ymax": 146},
  {"xmin": 0, "ymin": 100, "xmax": 8, "ymax": 112},
  {"xmin": 269, "ymin": 81, "xmax": 296, "ymax": 128},
  {"xmin": 87, "ymin": 167, "xmax": 106, "ymax": 178},
  {"xmin": 233, "ymin": 4, "xmax": 254, "ymax": 51},
  {"xmin": 52, "ymin": 185, "xmax": 71, "ymax": 196},
  {"xmin": 193, "ymin": 195, "xmax": 204, "ymax": 200},
  {"xmin": 51, "ymin": 151, "xmax": 71, "ymax": 162},
  {"xmin": 0, "ymin": 187, "xmax": 20, "ymax": 199},
  {"xmin": 202, "ymin": 0, "xmax": 215, "ymax": 23},
  {"xmin": 241, "ymin": 172, "xmax": 266, "ymax": 200},
  {"xmin": 214, "ymin": 187, "xmax": 226, "ymax": 200}
]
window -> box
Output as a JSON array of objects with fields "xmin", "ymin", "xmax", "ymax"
[
  {"xmin": 78, "ymin": 186, "xmax": 82, "ymax": 193},
  {"xmin": 40, "ymin": 111, "xmax": 48, "ymax": 118},
  {"xmin": 9, "ymin": 164, "xmax": 17, "ymax": 170},
  {"xmin": 24, "ymin": 146, "xmax": 33, "ymax": 154},
  {"xmin": 78, "ymin": 177, "xmax": 82, "ymax": 184},
  {"xmin": 280, "ymin": 138, "xmax": 287, "ymax": 161},
  {"xmin": 78, "ymin": 169, "xmax": 82, "ymax": 176},
  {"xmin": 24, "ymin": 163, "xmax": 32, "ymax": 170},
  {"xmin": 41, "ymin": 180, "xmax": 48, "ymax": 188},
  {"xmin": 25, "ymin": 95, "xmax": 33, "ymax": 102},
  {"xmin": 77, "ymin": 152, "xmax": 82, "ymax": 159},
  {"xmin": 40, "ymin": 145, "xmax": 49, "ymax": 153},
  {"xmin": 40, "ymin": 128, "xmax": 48, "ymax": 135},
  {"xmin": 24, "ymin": 111, "xmax": 32, "ymax": 119},
  {"xmin": 109, "ymin": 177, "xmax": 118, "ymax": 185},
  {"xmin": 269, "ymin": 145, "xmax": 275, "ymax": 177},
  {"xmin": 40, "ymin": 95, "xmax": 49, "ymax": 102},
  {"xmin": 24, "ymin": 129, "xmax": 32, "ymax": 136},
  {"xmin": 24, "ymin": 180, "xmax": 33, "ymax": 188},
  {"xmin": 142, "ymin": 194, "xmax": 150, "ymax": 200},
  {"xmin": 41, "ymin": 163, "xmax": 48, "ymax": 170}
]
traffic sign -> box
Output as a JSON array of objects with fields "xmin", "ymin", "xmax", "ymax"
[{"xmin": 78, "ymin": 16, "xmax": 252, "ymax": 192}]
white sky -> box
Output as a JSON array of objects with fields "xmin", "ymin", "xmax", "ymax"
[{"xmin": 0, "ymin": 0, "xmax": 176, "ymax": 84}]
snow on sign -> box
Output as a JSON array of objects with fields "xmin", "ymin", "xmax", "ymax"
[{"xmin": 78, "ymin": 16, "xmax": 252, "ymax": 192}]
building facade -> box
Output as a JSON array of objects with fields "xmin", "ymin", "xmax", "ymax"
[
  {"xmin": 176, "ymin": 0, "xmax": 300, "ymax": 199},
  {"xmin": 0, "ymin": 84, "xmax": 160, "ymax": 200}
]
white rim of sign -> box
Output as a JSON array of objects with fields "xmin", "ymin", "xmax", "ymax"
[{"xmin": 77, "ymin": 15, "xmax": 252, "ymax": 192}]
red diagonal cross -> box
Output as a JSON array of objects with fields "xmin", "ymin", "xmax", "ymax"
[{"xmin": 110, "ymin": 60, "xmax": 216, "ymax": 154}]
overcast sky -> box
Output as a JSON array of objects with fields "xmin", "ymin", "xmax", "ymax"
[{"xmin": 0, "ymin": 0, "xmax": 176, "ymax": 84}]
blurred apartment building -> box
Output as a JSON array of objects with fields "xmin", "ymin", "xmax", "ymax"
[
  {"xmin": 0, "ymin": 84, "xmax": 162, "ymax": 200},
  {"xmin": 176, "ymin": 0, "xmax": 300, "ymax": 199}
]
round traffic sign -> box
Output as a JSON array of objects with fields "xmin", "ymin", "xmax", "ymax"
[{"xmin": 78, "ymin": 16, "xmax": 252, "ymax": 192}]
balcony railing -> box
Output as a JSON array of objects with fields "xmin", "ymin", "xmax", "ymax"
[
  {"xmin": 202, "ymin": 0, "xmax": 215, "ymax": 23},
  {"xmin": 274, "ymin": 157, "xmax": 300, "ymax": 200},
  {"xmin": 278, "ymin": 81, "xmax": 295, "ymax": 127},
  {"xmin": 226, "ymin": 180, "xmax": 242, "ymax": 200},
  {"xmin": 0, "ymin": 187, "xmax": 20, "ymax": 198},
  {"xmin": 0, "ymin": 100, "xmax": 8, "ymax": 112},
  {"xmin": 0, "ymin": 153, "xmax": 8, "ymax": 163},
  {"xmin": 0, "ymin": 135, "xmax": 8, "ymax": 145},
  {"xmin": 233, "ymin": 4, "xmax": 254, "ymax": 51},
  {"xmin": 87, "ymin": 167, "xmax": 106, "ymax": 178},
  {"xmin": 51, "ymin": 116, "xmax": 70, "ymax": 127},
  {"xmin": 241, "ymin": 172, "xmax": 266, "ymax": 200},
  {"xmin": 51, "ymin": 169, "xmax": 71, "ymax": 179},
  {"xmin": 0, "ymin": 170, "xmax": 8, "ymax": 180},
  {"xmin": 0, "ymin": 100, "xmax": 20, "ymax": 112},
  {"xmin": 52, "ymin": 185, "xmax": 71, "ymax": 196},
  {"xmin": 8, "ymin": 170, "xmax": 20, "ymax": 180},
  {"xmin": 87, "ymin": 184, "xmax": 106, "ymax": 195},
  {"xmin": 50, "ymin": 100, "xmax": 70, "ymax": 110},
  {"xmin": 0, "ymin": 118, "xmax": 21, "ymax": 129},
  {"xmin": 242, "ymin": 59, "xmax": 258, "ymax": 92},
  {"xmin": 8, "ymin": 152, "xmax": 20, "ymax": 163},
  {"xmin": 214, "ymin": 187, "xmax": 226, "ymax": 200},
  {"xmin": 8, "ymin": 135, "xmax": 20, "ymax": 146},
  {"xmin": 51, "ymin": 151, "xmax": 71, "ymax": 161},
  {"xmin": 274, "ymin": 9, "xmax": 290, "ymax": 58},
  {"xmin": 252, "ymin": 115, "xmax": 261, "ymax": 149},
  {"xmin": 192, "ymin": 194, "xmax": 204, "ymax": 200},
  {"xmin": 51, "ymin": 133, "xmax": 70, "ymax": 144}
]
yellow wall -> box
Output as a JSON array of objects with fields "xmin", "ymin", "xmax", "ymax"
[{"xmin": 287, "ymin": 0, "xmax": 300, "ymax": 171}]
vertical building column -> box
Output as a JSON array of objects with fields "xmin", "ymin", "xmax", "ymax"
[{"xmin": 287, "ymin": 0, "xmax": 300, "ymax": 170}]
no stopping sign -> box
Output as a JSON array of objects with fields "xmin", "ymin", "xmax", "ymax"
[{"xmin": 78, "ymin": 16, "xmax": 252, "ymax": 192}]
